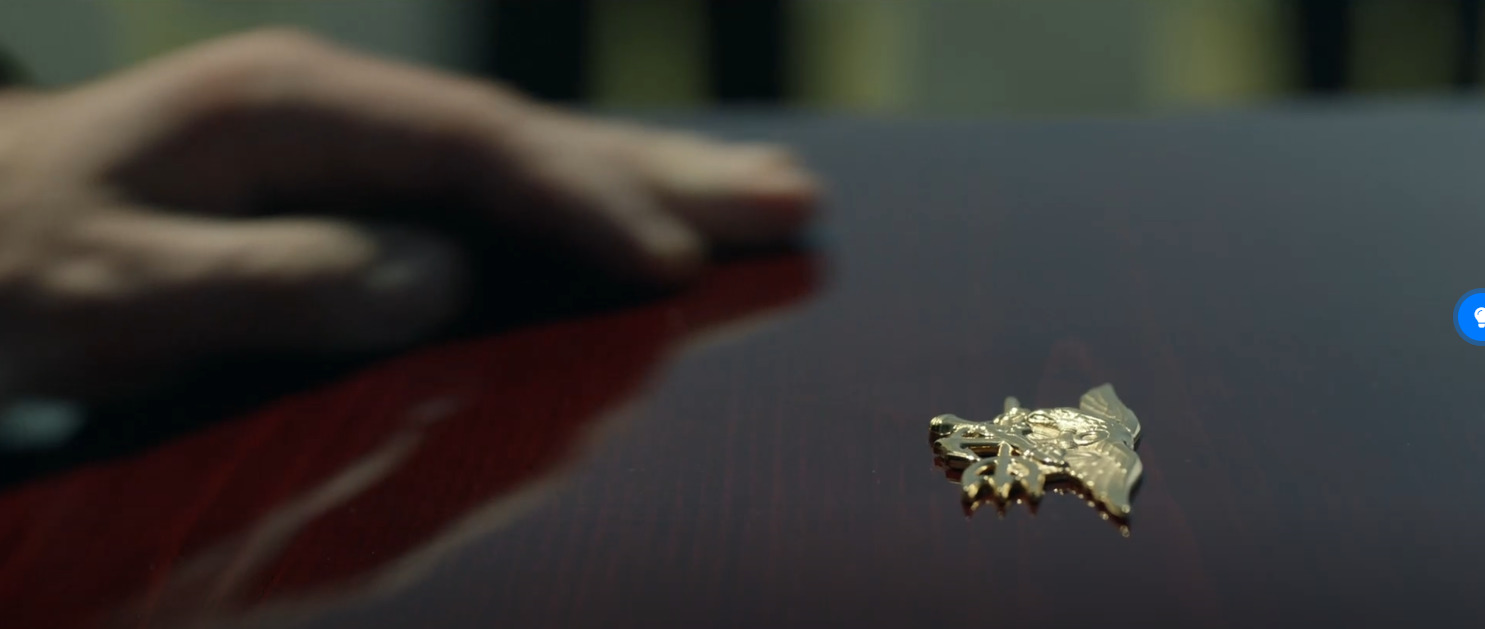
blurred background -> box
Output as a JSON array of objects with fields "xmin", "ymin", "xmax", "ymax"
[{"xmin": 0, "ymin": 0, "xmax": 1480, "ymax": 116}]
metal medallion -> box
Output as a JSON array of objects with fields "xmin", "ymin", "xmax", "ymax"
[{"xmin": 929, "ymin": 384, "xmax": 1143, "ymax": 519}]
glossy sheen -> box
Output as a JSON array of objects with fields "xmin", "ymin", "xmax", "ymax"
[
  {"xmin": 4, "ymin": 105, "xmax": 1485, "ymax": 629},
  {"xmin": 931, "ymin": 384, "xmax": 1143, "ymax": 517}
]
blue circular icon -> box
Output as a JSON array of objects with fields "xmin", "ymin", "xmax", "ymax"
[{"xmin": 1454, "ymin": 289, "xmax": 1485, "ymax": 346}]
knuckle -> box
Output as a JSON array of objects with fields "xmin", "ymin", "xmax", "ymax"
[
  {"xmin": 220, "ymin": 37, "xmax": 325, "ymax": 81},
  {"xmin": 0, "ymin": 209, "xmax": 76, "ymax": 304},
  {"xmin": 173, "ymin": 29, "xmax": 341, "ymax": 108},
  {"xmin": 26, "ymin": 227, "xmax": 135, "ymax": 306},
  {"xmin": 228, "ymin": 27, "xmax": 334, "ymax": 59},
  {"xmin": 35, "ymin": 257, "xmax": 128, "ymax": 305}
]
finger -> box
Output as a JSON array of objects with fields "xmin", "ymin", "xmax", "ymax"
[
  {"xmin": 588, "ymin": 124, "xmax": 821, "ymax": 246},
  {"xmin": 46, "ymin": 209, "xmax": 466, "ymax": 360},
  {"xmin": 72, "ymin": 29, "xmax": 704, "ymax": 283},
  {"xmin": 647, "ymin": 141, "xmax": 820, "ymax": 246}
]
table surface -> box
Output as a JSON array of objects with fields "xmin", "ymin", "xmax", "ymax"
[{"xmin": 3, "ymin": 102, "xmax": 1485, "ymax": 629}]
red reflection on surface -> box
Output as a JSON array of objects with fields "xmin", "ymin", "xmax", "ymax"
[{"xmin": 0, "ymin": 254, "xmax": 819, "ymax": 629}]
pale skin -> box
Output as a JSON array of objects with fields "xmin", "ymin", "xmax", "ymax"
[{"xmin": 0, "ymin": 29, "xmax": 820, "ymax": 399}]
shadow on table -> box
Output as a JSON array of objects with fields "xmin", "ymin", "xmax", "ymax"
[
  {"xmin": 0, "ymin": 238, "xmax": 821, "ymax": 629},
  {"xmin": 0, "ymin": 222, "xmax": 818, "ymax": 488}
]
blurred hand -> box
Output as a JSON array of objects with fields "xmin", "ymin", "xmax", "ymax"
[{"xmin": 0, "ymin": 29, "xmax": 818, "ymax": 397}]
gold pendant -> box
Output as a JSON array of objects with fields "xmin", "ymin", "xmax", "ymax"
[{"xmin": 930, "ymin": 384, "xmax": 1144, "ymax": 518}]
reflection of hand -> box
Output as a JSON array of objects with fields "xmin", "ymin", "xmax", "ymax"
[
  {"xmin": 0, "ymin": 29, "xmax": 818, "ymax": 397},
  {"xmin": 0, "ymin": 253, "xmax": 819, "ymax": 629}
]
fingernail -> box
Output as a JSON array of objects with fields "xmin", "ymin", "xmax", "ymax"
[
  {"xmin": 323, "ymin": 227, "xmax": 467, "ymax": 351},
  {"xmin": 744, "ymin": 167, "xmax": 821, "ymax": 206},
  {"xmin": 713, "ymin": 164, "xmax": 820, "ymax": 244},
  {"xmin": 726, "ymin": 146, "xmax": 821, "ymax": 218}
]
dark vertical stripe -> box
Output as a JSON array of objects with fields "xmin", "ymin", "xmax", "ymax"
[
  {"xmin": 706, "ymin": 0, "xmax": 786, "ymax": 103},
  {"xmin": 1294, "ymin": 0, "xmax": 1353, "ymax": 93},
  {"xmin": 1457, "ymin": 0, "xmax": 1481, "ymax": 88},
  {"xmin": 487, "ymin": 1, "xmax": 591, "ymax": 102},
  {"xmin": 0, "ymin": 47, "xmax": 24, "ymax": 87}
]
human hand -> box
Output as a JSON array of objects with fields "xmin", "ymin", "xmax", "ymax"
[{"xmin": 0, "ymin": 29, "xmax": 818, "ymax": 398}]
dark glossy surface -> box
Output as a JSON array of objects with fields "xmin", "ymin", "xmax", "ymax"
[{"xmin": 4, "ymin": 105, "xmax": 1485, "ymax": 628}]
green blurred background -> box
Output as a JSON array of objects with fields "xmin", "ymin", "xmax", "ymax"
[{"xmin": 0, "ymin": 0, "xmax": 1479, "ymax": 116}]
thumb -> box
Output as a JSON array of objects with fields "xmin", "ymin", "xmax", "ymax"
[{"xmin": 53, "ymin": 211, "xmax": 466, "ymax": 362}]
